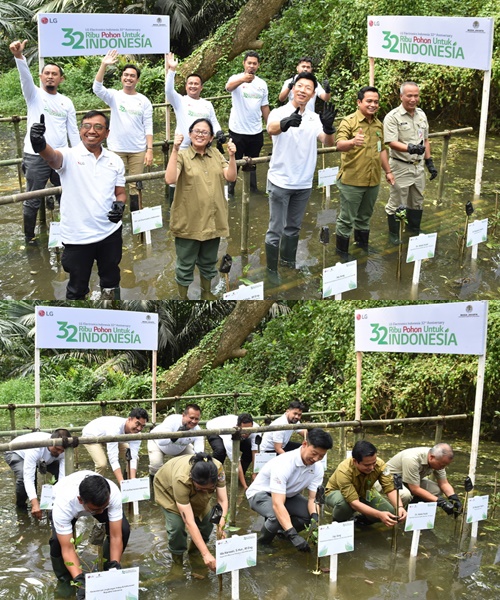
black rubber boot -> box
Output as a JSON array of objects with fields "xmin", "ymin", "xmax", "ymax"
[
  {"xmin": 200, "ymin": 276, "xmax": 217, "ymax": 300},
  {"xmin": 387, "ymin": 213, "xmax": 402, "ymax": 245},
  {"xmin": 354, "ymin": 229, "xmax": 369, "ymax": 250},
  {"xmin": 258, "ymin": 520, "xmax": 277, "ymax": 545},
  {"xmin": 50, "ymin": 554, "xmax": 72, "ymax": 583},
  {"xmin": 23, "ymin": 208, "xmax": 38, "ymax": 245},
  {"xmin": 249, "ymin": 170, "xmax": 259, "ymax": 193},
  {"xmin": 280, "ymin": 234, "xmax": 299, "ymax": 268},
  {"xmin": 129, "ymin": 194, "xmax": 140, "ymax": 212},
  {"xmin": 406, "ymin": 208, "xmax": 423, "ymax": 234},
  {"xmin": 335, "ymin": 233, "xmax": 350, "ymax": 257},
  {"xmin": 265, "ymin": 242, "xmax": 281, "ymax": 285}
]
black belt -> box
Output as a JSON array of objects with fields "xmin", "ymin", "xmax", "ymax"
[{"xmin": 392, "ymin": 157, "xmax": 422, "ymax": 165}]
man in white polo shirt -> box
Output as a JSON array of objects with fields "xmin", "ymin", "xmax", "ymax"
[
  {"xmin": 246, "ymin": 428, "xmax": 332, "ymax": 550},
  {"xmin": 278, "ymin": 56, "xmax": 331, "ymax": 111},
  {"xmin": 4, "ymin": 428, "xmax": 70, "ymax": 517},
  {"xmin": 225, "ymin": 51, "xmax": 270, "ymax": 195},
  {"xmin": 49, "ymin": 470, "xmax": 129, "ymax": 595},
  {"xmin": 206, "ymin": 412, "xmax": 258, "ymax": 490},
  {"xmin": 265, "ymin": 72, "xmax": 336, "ymax": 281},
  {"xmin": 260, "ymin": 400, "xmax": 307, "ymax": 454},
  {"xmin": 29, "ymin": 110, "xmax": 127, "ymax": 300},
  {"xmin": 93, "ymin": 50, "xmax": 154, "ymax": 214},
  {"xmin": 82, "ymin": 408, "xmax": 148, "ymax": 483},
  {"xmin": 148, "ymin": 404, "xmax": 204, "ymax": 476}
]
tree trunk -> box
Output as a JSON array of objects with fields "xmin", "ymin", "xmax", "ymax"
[
  {"xmin": 178, "ymin": 0, "xmax": 288, "ymax": 83},
  {"xmin": 156, "ymin": 300, "xmax": 274, "ymax": 404}
]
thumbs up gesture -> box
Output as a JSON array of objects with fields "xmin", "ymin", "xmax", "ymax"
[
  {"xmin": 30, "ymin": 114, "xmax": 47, "ymax": 153},
  {"xmin": 353, "ymin": 127, "xmax": 365, "ymax": 147},
  {"xmin": 280, "ymin": 106, "xmax": 302, "ymax": 132}
]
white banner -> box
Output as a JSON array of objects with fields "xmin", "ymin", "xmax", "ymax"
[
  {"xmin": 121, "ymin": 477, "xmax": 151, "ymax": 503},
  {"xmin": 323, "ymin": 260, "xmax": 357, "ymax": 298},
  {"xmin": 466, "ymin": 495, "xmax": 489, "ymax": 523},
  {"xmin": 86, "ymin": 567, "xmax": 139, "ymax": 600},
  {"xmin": 38, "ymin": 14, "xmax": 170, "ymax": 57},
  {"xmin": 367, "ymin": 16, "xmax": 494, "ymax": 70},
  {"xmin": 216, "ymin": 534, "xmax": 257, "ymax": 574},
  {"xmin": 406, "ymin": 233, "xmax": 437, "ymax": 263},
  {"xmin": 405, "ymin": 502, "xmax": 437, "ymax": 531},
  {"xmin": 223, "ymin": 282, "xmax": 264, "ymax": 300},
  {"xmin": 317, "ymin": 521, "xmax": 354, "ymax": 557},
  {"xmin": 467, "ymin": 218, "xmax": 488, "ymax": 247},
  {"xmin": 35, "ymin": 306, "xmax": 158, "ymax": 350},
  {"xmin": 355, "ymin": 301, "xmax": 487, "ymax": 355}
]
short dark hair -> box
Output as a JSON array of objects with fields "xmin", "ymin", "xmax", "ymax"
[
  {"xmin": 183, "ymin": 404, "xmax": 201, "ymax": 415},
  {"xmin": 79, "ymin": 474, "xmax": 111, "ymax": 506},
  {"xmin": 190, "ymin": 452, "xmax": 219, "ymax": 485},
  {"xmin": 189, "ymin": 118, "xmax": 214, "ymax": 136},
  {"xmin": 237, "ymin": 413, "xmax": 253, "ymax": 426},
  {"xmin": 294, "ymin": 72, "xmax": 317, "ymax": 89},
  {"xmin": 358, "ymin": 86, "xmax": 379, "ymax": 101},
  {"xmin": 51, "ymin": 428, "xmax": 71, "ymax": 445},
  {"xmin": 129, "ymin": 407, "xmax": 149, "ymax": 421},
  {"xmin": 352, "ymin": 440, "xmax": 377, "ymax": 462},
  {"xmin": 288, "ymin": 400, "xmax": 307, "ymax": 412},
  {"xmin": 186, "ymin": 73, "xmax": 203, "ymax": 85},
  {"xmin": 42, "ymin": 62, "xmax": 64, "ymax": 77},
  {"xmin": 297, "ymin": 56, "xmax": 313, "ymax": 66},
  {"xmin": 122, "ymin": 63, "xmax": 140, "ymax": 78},
  {"xmin": 81, "ymin": 110, "xmax": 110, "ymax": 130},
  {"xmin": 244, "ymin": 51, "xmax": 260, "ymax": 62},
  {"xmin": 307, "ymin": 428, "xmax": 333, "ymax": 450}
]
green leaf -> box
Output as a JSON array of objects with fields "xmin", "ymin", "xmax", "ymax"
[
  {"xmin": 246, "ymin": 558, "xmax": 257, "ymax": 567},
  {"xmin": 216, "ymin": 562, "xmax": 227, "ymax": 574},
  {"xmin": 318, "ymin": 546, "xmax": 329, "ymax": 557}
]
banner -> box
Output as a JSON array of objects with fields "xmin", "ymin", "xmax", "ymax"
[
  {"xmin": 355, "ymin": 301, "xmax": 487, "ymax": 355},
  {"xmin": 35, "ymin": 306, "xmax": 158, "ymax": 350},
  {"xmin": 367, "ymin": 16, "xmax": 494, "ymax": 70},
  {"xmin": 38, "ymin": 14, "xmax": 170, "ymax": 57}
]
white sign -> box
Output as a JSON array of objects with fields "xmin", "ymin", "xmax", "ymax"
[
  {"xmin": 317, "ymin": 521, "xmax": 354, "ymax": 557},
  {"xmin": 131, "ymin": 206, "xmax": 163, "ymax": 235},
  {"xmin": 467, "ymin": 218, "xmax": 488, "ymax": 247},
  {"xmin": 38, "ymin": 14, "xmax": 170, "ymax": 57},
  {"xmin": 40, "ymin": 484, "xmax": 54, "ymax": 510},
  {"xmin": 323, "ymin": 260, "xmax": 357, "ymax": 298},
  {"xmin": 223, "ymin": 282, "xmax": 264, "ymax": 300},
  {"xmin": 216, "ymin": 534, "xmax": 257, "ymax": 574},
  {"xmin": 121, "ymin": 477, "xmax": 150, "ymax": 503},
  {"xmin": 85, "ymin": 567, "xmax": 139, "ymax": 600},
  {"xmin": 318, "ymin": 167, "xmax": 339, "ymax": 187},
  {"xmin": 35, "ymin": 306, "xmax": 159, "ymax": 350},
  {"xmin": 405, "ymin": 502, "xmax": 437, "ymax": 532},
  {"xmin": 355, "ymin": 301, "xmax": 487, "ymax": 355},
  {"xmin": 253, "ymin": 452, "xmax": 276, "ymax": 473},
  {"xmin": 406, "ymin": 233, "xmax": 437, "ymax": 263},
  {"xmin": 48, "ymin": 222, "xmax": 63, "ymax": 249},
  {"xmin": 367, "ymin": 16, "xmax": 494, "ymax": 70},
  {"xmin": 467, "ymin": 495, "xmax": 489, "ymax": 523}
]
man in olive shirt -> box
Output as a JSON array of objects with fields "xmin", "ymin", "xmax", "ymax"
[
  {"xmin": 325, "ymin": 440, "xmax": 406, "ymax": 526},
  {"xmin": 384, "ymin": 81, "xmax": 438, "ymax": 241},
  {"xmin": 335, "ymin": 86, "xmax": 394, "ymax": 255},
  {"xmin": 384, "ymin": 443, "xmax": 462, "ymax": 516}
]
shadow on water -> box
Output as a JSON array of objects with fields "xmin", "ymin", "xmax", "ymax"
[
  {"xmin": 0, "ymin": 129, "xmax": 499, "ymax": 300},
  {"xmin": 0, "ymin": 430, "xmax": 499, "ymax": 599}
]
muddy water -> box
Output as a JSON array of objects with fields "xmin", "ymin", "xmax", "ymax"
[
  {"xmin": 0, "ymin": 125, "xmax": 499, "ymax": 300},
  {"xmin": 0, "ymin": 430, "xmax": 499, "ymax": 599}
]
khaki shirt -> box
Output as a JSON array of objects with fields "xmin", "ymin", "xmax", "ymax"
[
  {"xmin": 336, "ymin": 109, "xmax": 384, "ymax": 187},
  {"xmin": 170, "ymin": 145, "xmax": 229, "ymax": 241},
  {"xmin": 383, "ymin": 104, "xmax": 429, "ymax": 163},
  {"xmin": 154, "ymin": 454, "xmax": 226, "ymax": 518},
  {"xmin": 385, "ymin": 447, "xmax": 447, "ymax": 486},
  {"xmin": 326, "ymin": 456, "xmax": 394, "ymax": 504}
]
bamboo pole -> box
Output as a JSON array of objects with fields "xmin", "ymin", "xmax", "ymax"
[
  {"xmin": 241, "ymin": 171, "xmax": 250, "ymax": 254},
  {"xmin": 229, "ymin": 437, "xmax": 239, "ymax": 527},
  {"xmin": 437, "ymin": 133, "xmax": 450, "ymax": 201}
]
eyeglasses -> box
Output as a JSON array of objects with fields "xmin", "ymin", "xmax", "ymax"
[
  {"xmin": 80, "ymin": 123, "xmax": 106, "ymax": 132},
  {"xmin": 83, "ymin": 501, "xmax": 109, "ymax": 515},
  {"xmin": 191, "ymin": 129, "xmax": 211, "ymax": 137},
  {"xmin": 193, "ymin": 482, "xmax": 216, "ymax": 493}
]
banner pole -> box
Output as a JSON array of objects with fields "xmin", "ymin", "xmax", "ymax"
[
  {"xmin": 152, "ymin": 350, "xmax": 157, "ymax": 425},
  {"xmin": 355, "ymin": 351, "xmax": 362, "ymax": 421},
  {"xmin": 369, "ymin": 57, "xmax": 375, "ymax": 86},
  {"xmin": 474, "ymin": 70, "xmax": 491, "ymax": 199},
  {"xmin": 35, "ymin": 347, "xmax": 41, "ymax": 429},
  {"xmin": 468, "ymin": 352, "xmax": 486, "ymax": 484}
]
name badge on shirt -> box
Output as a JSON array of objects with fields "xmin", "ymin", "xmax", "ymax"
[{"xmin": 377, "ymin": 140, "xmax": 382, "ymax": 152}]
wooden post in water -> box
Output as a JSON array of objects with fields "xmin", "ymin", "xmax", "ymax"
[
  {"xmin": 12, "ymin": 117, "xmax": 24, "ymax": 192},
  {"xmin": 434, "ymin": 419, "xmax": 444, "ymax": 444},
  {"xmin": 438, "ymin": 133, "xmax": 450, "ymax": 201},
  {"xmin": 229, "ymin": 436, "xmax": 240, "ymax": 526},
  {"xmin": 65, "ymin": 445, "xmax": 75, "ymax": 476},
  {"xmin": 240, "ymin": 171, "xmax": 250, "ymax": 254},
  {"xmin": 9, "ymin": 406, "xmax": 16, "ymax": 440}
]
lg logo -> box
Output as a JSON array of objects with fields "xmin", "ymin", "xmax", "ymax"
[
  {"xmin": 41, "ymin": 17, "xmax": 57, "ymax": 24},
  {"xmin": 38, "ymin": 309, "xmax": 54, "ymax": 317}
]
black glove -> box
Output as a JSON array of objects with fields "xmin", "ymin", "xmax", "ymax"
[
  {"xmin": 37, "ymin": 459, "xmax": 47, "ymax": 475},
  {"xmin": 437, "ymin": 498, "xmax": 455, "ymax": 515},
  {"xmin": 393, "ymin": 473, "xmax": 403, "ymax": 490},
  {"xmin": 72, "ymin": 573, "xmax": 86, "ymax": 599},
  {"xmin": 315, "ymin": 485, "xmax": 326, "ymax": 505},
  {"xmin": 465, "ymin": 201, "xmax": 474, "ymax": 217},
  {"xmin": 320, "ymin": 102, "xmax": 337, "ymax": 135},
  {"xmin": 287, "ymin": 76, "xmax": 295, "ymax": 90},
  {"xmin": 464, "ymin": 476, "xmax": 474, "ymax": 493},
  {"xmin": 215, "ymin": 130, "xmax": 227, "ymax": 153},
  {"xmin": 30, "ymin": 114, "xmax": 46, "ymax": 153},
  {"xmin": 448, "ymin": 494, "xmax": 463, "ymax": 516},
  {"xmin": 104, "ymin": 560, "xmax": 121, "ymax": 571},
  {"xmin": 280, "ymin": 106, "xmax": 302, "ymax": 132},
  {"xmin": 322, "ymin": 78, "xmax": 331, "ymax": 94},
  {"xmin": 309, "ymin": 512, "xmax": 319, "ymax": 532},
  {"xmin": 209, "ymin": 502, "xmax": 224, "ymax": 525},
  {"xmin": 320, "ymin": 226, "xmax": 330, "ymax": 245},
  {"xmin": 219, "ymin": 253, "xmax": 232, "ymax": 273},
  {"xmin": 407, "ymin": 141, "xmax": 425, "ymax": 155},
  {"xmin": 107, "ymin": 202, "xmax": 125, "ymax": 223},
  {"xmin": 425, "ymin": 157, "xmax": 438, "ymax": 180},
  {"xmin": 284, "ymin": 527, "xmax": 311, "ymax": 552}
]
